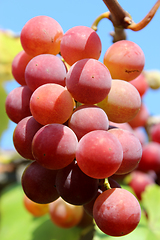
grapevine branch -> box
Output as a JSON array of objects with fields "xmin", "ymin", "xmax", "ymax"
[{"xmin": 92, "ymin": 0, "xmax": 160, "ymax": 42}]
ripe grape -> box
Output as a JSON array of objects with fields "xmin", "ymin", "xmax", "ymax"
[
  {"xmin": 49, "ymin": 197, "xmax": 84, "ymax": 228},
  {"xmin": 60, "ymin": 25, "xmax": 102, "ymax": 66},
  {"xmin": 30, "ymin": 83, "xmax": 74, "ymax": 125},
  {"xmin": 149, "ymin": 123, "xmax": 160, "ymax": 144},
  {"xmin": 21, "ymin": 161, "xmax": 59, "ymax": 204},
  {"xmin": 65, "ymin": 58, "xmax": 111, "ymax": 104},
  {"xmin": 13, "ymin": 116, "xmax": 43, "ymax": 160},
  {"xmin": 55, "ymin": 161, "xmax": 98, "ymax": 205},
  {"xmin": 93, "ymin": 188, "xmax": 141, "ymax": 236},
  {"xmin": 130, "ymin": 73, "xmax": 149, "ymax": 97},
  {"xmin": 108, "ymin": 128, "xmax": 142, "ymax": 175},
  {"xmin": 23, "ymin": 194, "xmax": 49, "ymax": 217},
  {"xmin": 97, "ymin": 79, "xmax": 141, "ymax": 123},
  {"xmin": 25, "ymin": 54, "xmax": 67, "ymax": 91},
  {"xmin": 83, "ymin": 178, "xmax": 121, "ymax": 217},
  {"xmin": 68, "ymin": 104, "xmax": 109, "ymax": 140},
  {"xmin": 103, "ymin": 40, "xmax": 145, "ymax": 81},
  {"xmin": 129, "ymin": 170, "xmax": 155, "ymax": 200},
  {"xmin": 76, "ymin": 130, "xmax": 123, "ymax": 179},
  {"xmin": 32, "ymin": 123, "xmax": 78, "ymax": 170},
  {"xmin": 20, "ymin": 15, "xmax": 63, "ymax": 57},
  {"xmin": 138, "ymin": 142, "xmax": 160, "ymax": 172},
  {"xmin": 12, "ymin": 50, "xmax": 32, "ymax": 86},
  {"xmin": 128, "ymin": 103, "xmax": 149, "ymax": 128},
  {"xmin": 5, "ymin": 85, "xmax": 33, "ymax": 124}
]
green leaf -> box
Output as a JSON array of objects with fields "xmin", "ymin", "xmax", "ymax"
[
  {"xmin": 141, "ymin": 184, "xmax": 160, "ymax": 238},
  {"xmin": 0, "ymin": 30, "xmax": 22, "ymax": 82},
  {"xmin": 0, "ymin": 184, "xmax": 83, "ymax": 240},
  {"xmin": 0, "ymin": 82, "xmax": 9, "ymax": 140}
]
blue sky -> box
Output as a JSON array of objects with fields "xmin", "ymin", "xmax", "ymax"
[{"xmin": 0, "ymin": 0, "xmax": 160, "ymax": 149}]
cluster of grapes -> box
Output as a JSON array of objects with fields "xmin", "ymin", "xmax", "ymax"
[{"xmin": 5, "ymin": 15, "xmax": 147, "ymax": 237}]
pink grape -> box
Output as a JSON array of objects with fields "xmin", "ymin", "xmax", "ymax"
[
  {"xmin": 5, "ymin": 85, "xmax": 32, "ymax": 123},
  {"xmin": 128, "ymin": 103, "xmax": 149, "ymax": 128},
  {"xmin": 20, "ymin": 16, "xmax": 63, "ymax": 57},
  {"xmin": 93, "ymin": 188, "xmax": 141, "ymax": 236},
  {"xmin": 60, "ymin": 26, "xmax": 102, "ymax": 66},
  {"xmin": 129, "ymin": 170, "xmax": 155, "ymax": 200},
  {"xmin": 12, "ymin": 50, "xmax": 32, "ymax": 85},
  {"xmin": 66, "ymin": 58, "xmax": 111, "ymax": 104},
  {"xmin": 149, "ymin": 123, "xmax": 160, "ymax": 144},
  {"xmin": 25, "ymin": 54, "xmax": 67, "ymax": 91},
  {"xmin": 103, "ymin": 40, "xmax": 145, "ymax": 81},
  {"xmin": 130, "ymin": 73, "xmax": 149, "ymax": 97},
  {"xmin": 97, "ymin": 79, "xmax": 141, "ymax": 123},
  {"xmin": 49, "ymin": 197, "xmax": 83, "ymax": 228},
  {"xmin": 68, "ymin": 104, "xmax": 109, "ymax": 140},
  {"xmin": 138, "ymin": 142, "xmax": 160, "ymax": 173},
  {"xmin": 30, "ymin": 83, "xmax": 74, "ymax": 125},
  {"xmin": 108, "ymin": 128, "xmax": 142, "ymax": 174},
  {"xmin": 76, "ymin": 130, "xmax": 123, "ymax": 179},
  {"xmin": 32, "ymin": 123, "xmax": 78, "ymax": 170},
  {"xmin": 13, "ymin": 116, "xmax": 43, "ymax": 160}
]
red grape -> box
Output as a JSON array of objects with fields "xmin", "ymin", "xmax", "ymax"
[
  {"xmin": 65, "ymin": 58, "xmax": 111, "ymax": 104},
  {"xmin": 138, "ymin": 142, "xmax": 160, "ymax": 172},
  {"xmin": 60, "ymin": 26, "xmax": 102, "ymax": 66},
  {"xmin": 20, "ymin": 16, "xmax": 63, "ymax": 57},
  {"xmin": 130, "ymin": 73, "xmax": 149, "ymax": 97},
  {"xmin": 49, "ymin": 197, "xmax": 83, "ymax": 228},
  {"xmin": 25, "ymin": 54, "xmax": 67, "ymax": 91},
  {"xmin": 30, "ymin": 83, "xmax": 74, "ymax": 125},
  {"xmin": 150, "ymin": 123, "xmax": 160, "ymax": 144},
  {"xmin": 103, "ymin": 40, "xmax": 145, "ymax": 81},
  {"xmin": 76, "ymin": 130, "xmax": 123, "ymax": 179},
  {"xmin": 68, "ymin": 104, "xmax": 109, "ymax": 140},
  {"xmin": 97, "ymin": 79, "xmax": 141, "ymax": 123},
  {"xmin": 13, "ymin": 116, "xmax": 43, "ymax": 160},
  {"xmin": 128, "ymin": 103, "xmax": 149, "ymax": 128},
  {"xmin": 23, "ymin": 194, "xmax": 49, "ymax": 217},
  {"xmin": 12, "ymin": 50, "xmax": 32, "ymax": 86},
  {"xmin": 32, "ymin": 123, "xmax": 78, "ymax": 170},
  {"xmin": 93, "ymin": 188, "xmax": 141, "ymax": 236},
  {"xmin": 129, "ymin": 170, "xmax": 155, "ymax": 200},
  {"xmin": 21, "ymin": 161, "xmax": 59, "ymax": 204},
  {"xmin": 5, "ymin": 85, "xmax": 33, "ymax": 124},
  {"xmin": 108, "ymin": 128, "xmax": 142, "ymax": 175},
  {"xmin": 55, "ymin": 161, "xmax": 98, "ymax": 205}
]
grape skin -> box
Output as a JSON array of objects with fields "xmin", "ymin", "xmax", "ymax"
[
  {"xmin": 55, "ymin": 161, "xmax": 99, "ymax": 205},
  {"xmin": 93, "ymin": 188, "xmax": 141, "ymax": 237},
  {"xmin": 5, "ymin": 85, "xmax": 33, "ymax": 124},
  {"xmin": 60, "ymin": 26, "xmax": 102, "ymax": 66},
  {"xmin": 30, "ymin": 83, "xmax": 74, "ymax": 125},
  {"xmin": 68, "ymin": 104, "xmax": 109, "ymax": 140},
  {"xmin": 49, "ymin": 197, "xmax": 84, "ymax": 228},
  {"xmin": 20, "ymin": 16, "xmax": 63, "ymax": 57},
  {"xmin": 65, "ymin": 58, "xmax": 112, "ymax": 104},
  {"xmin": 76, "ymin": 130, "xmax": 123, "ymax": 179},
  {"xmin": 32, "ymin": 123, "xmax": 78, "ymax": 170},
  {"xmin": 12, "ymin": 50, "xmax": 32, "ymax": 86},
  {"xmin": 21, "ymin": 161, "xmax": 59, "ymax": 204},
  {"xmin": 103, "ymin": 40, "xmax": 145, "ymax": 81},
  {"xmin": 108, "ymin": 128, "xmax": 142, "ymax": 175},
  {"xmin": 97, "ymin": 79, "xmax": 141, "ymax": 123},
  {"xmin": 13, "ymin": 116, "xmax": 43, "ymax": 160},
  {"xmin": 25, "ymin": 54, "xmax": 67, "ymax": 91}
]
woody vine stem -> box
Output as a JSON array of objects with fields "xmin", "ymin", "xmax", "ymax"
[{"xmin": 91, "ymin": 0, "xmax": 160, "ymax": 42}]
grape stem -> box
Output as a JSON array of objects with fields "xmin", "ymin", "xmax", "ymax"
[
  {"xmin": 104, "ymin": 178, "xmax": 111, "ymax": 190},
  {"xmin": 91, "ymin": 0, "xmax": 160, "ymax": 42}
]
